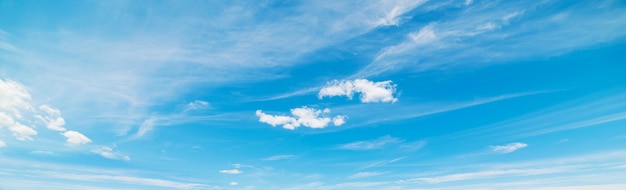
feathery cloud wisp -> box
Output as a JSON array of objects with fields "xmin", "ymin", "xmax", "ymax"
[
  {"xmin": 219, "ymin": 169, "xmax": 243, "ymax": 175},
  {"xmin": 489, "ymin": 142, "xmax": 528, "ymax": 153}
]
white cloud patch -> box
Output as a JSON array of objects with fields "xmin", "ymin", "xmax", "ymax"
[
  {"xmin": 36, "ymin": 105, "xmax": 67, "ymax": 131},
  {"xmin": 408, "ymin": 24, "xmax": 437, "ymax": 45},
  {"xmin": 256, "ymin": 107, "xmax": 346, "ymax": 130},
  {"xmin": 185, "ymin": 100, "xmax": 210, "ymax": 111},
  {"xmin": 0, "ymin": 79, "xmax": 34, "ymax": 118},
  {"xmin": 92, "ymin": 146, "xmax": 131, "ymax": 161},
  {"xmin": 319, "ymin": 79, "xmax": 398, "ymax": 103},
  {"xmin": 219, "ymin": 169, "xmax": 242, "ymax": 175},
  {"xmin": 8, "ymin": 122, "xmax": 37, "ymax": 141},
  {"xmin": 0, "ymin": 140, "xmax": 5, "ymax": 148},
  {"xmin": 339, "ymin": 135, "xmax": 402, "ymax": 150},
  {"xmin": 263, "ymin": 154, "xmax": 297, "ymax": 161},
  {"xmin": 229, "ymin": 182, "xmax": 238, "ymax": 186},
  {"xmin": 62, "ymin": 131, "xmax": 92, "ymax": 145},
  {"xmin": 348, "ymin": 172, "xmax": 386, "ymax": 179},
  {"xmin": 489, "ymin": 142, "xmax": 528, "ymax": 153}
]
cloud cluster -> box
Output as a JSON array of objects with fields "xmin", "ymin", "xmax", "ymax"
[
  {"xmin": 319, "ymin": 79, "xmax": 398, "ymax": 103},
  {"xmin": 36, "ymin": 105, "xmax": 66, "ymax": 131},
  {"xmin": 489, "ymin": 142, "xmax": 527, "ymax": 153},
  {"xmin": 0, "ymin": 79, "xmax": 92, "ymax": 145},
  {"xmin": 256, "ymin": 107, "xmax": 346, "ymax": 130}
]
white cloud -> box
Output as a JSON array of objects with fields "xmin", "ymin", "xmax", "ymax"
[
  {"xmin": 0, "ymin": 140, "xmax": 5, "ymax": 148},
  {"xmin": 0, "ymin": 112, "xmax": 15, "ymax": 127},
  {"xmin": 219, "ymin": 169, "xmax": 242, "ymax": 175},
  {"xmin": 36, "ymin": 105, "xmax": 67, "ymax": 131},
  {"xmin": 464, "ymin": 0, "xmax": 473, "ymax": 6},
  {"xmin": 91, "ymin": 147, "xmax": 131, "ymax": 161},
  {"xmin": 256, "ymin": 107, "xmax": 346, "ymax": 130},
  {"xmin": 185, "ymin": 100, "xmax": 210, "ymax": 111},
  {"xmin": 339, "ymin": 135, "xmax": 402, "ymax": 150},
  {"xmin": 489, "ymin": 142, "xmax": 528, "ymax": 153},
  {"xmin": 229, "ymin": 182, "xmax": 238, "ymax": 186},
  {"xmin": 319, "ymin": 79, "xmax": 398, "ymax": 103},
  {"xmin": 348, "ymin": 172, "xmax": 386, "ymax": 179},
  {"xmin": 376, "ymin": 0, "xmax": 428, "ymax": 26},
  {"xmin": 8, "ymin": 122, "xmax": 37, "ymax": 141},
  {"xmin": 400, "ymin": 167, "xmax": 566, "ymax": 184},
  {"xmin": 408, "ymin": 24, "xmax": 436, "ymax": 45},
  {"xmin": 333, "ymin": 115, "xmax": 347, "ymax": 126},
  {"xmin": 263, "ymin": 154, "xmax": 297, "ymax": 161},
  {"xmin": 62, "ymin": 131, "xmax": 92, "ymax": 145},
  {"xmin": 0, "ymin": 79, "xmax": 34, "ymax": 118}
]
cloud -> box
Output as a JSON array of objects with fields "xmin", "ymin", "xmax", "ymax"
[
  {"xmin": 355, "ymin": 1, "xmax": 626, "ymax": 77},
  {"xmin": 489, "ymin": 142, "xmax": 528, "ymax": 153},
  {"xmin": 319, "ymin": 79, "xmax": 398, "ymax": 103},
  {"xmin": 185, "ymin": 100, "xmax": 210, "ymax": 111},
  {"xmin": 0, "ymin": 140, "xmax": 5, "ymax": 148},
  {"xmin": 36, "ymin": 105, "xmax": 67, "ymax": 131},
  {"xmin": 135, "ymin": 117, "xmax": 157, "ymax": 138},
  {"xmin": 263, "ymin": 154, "xmax": 297, "ymax": 161},
  {"xmin": 8, "ymin": 122, "xmax": 37, "ymax": 141},
  {"xmin": 229, "ymin": 182, "xmax": 238, "ymax": 186},
  {"xmin": 0, "ymin": 79, "xmax": 34, "ymax": 118},
  {"xmin": 91, "ymin": 147, "xmax": 131, "ymax": 161},
  {"xmin": 219, "ymin": 169, "xmax": 242, "ymax": 175},
  {"xmin": 348, "ymin": 172, "xmax": 386, "ymax": 179},
  {"xmin": 62, "ymin": 131, "xmax": 92, "ymax": 145},
  {"xmin": 256, "ymin": 107, "xmax": 346, "ymax": 130},
  {"xmin": 399, "ymin": 167, "xmax": 566, "ymax": 184},
  {"xmin": 339, "ymin": 135, "xmax": 402, "ymax": 150}
]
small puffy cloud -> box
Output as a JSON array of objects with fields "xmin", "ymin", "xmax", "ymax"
[
  {"xmin": 339, "ymin": 135, "xmax": 402, "ymax": 150},
  {"xmin": 333, "ymin": 115, "xmax": 347, "ymax": 126},
  {"xmin": 319, "ymin": 79, "xmax": 398, "ymax": 103},
  {"xmin": 185, "ymin": 100, "xmax": 210, "ymax": 111},
  {"xmin": 0, "ymin": 140, "xmax": 5, "ymax": 148},
  {"xmin": 263, "ymin": 154, "xmax": 297, "ymax": 161},
  {"xmin": 8, "ymin": 122, "xmax": 37, "ymax": 141},
  {"xmin": 36, "ymin": 105, "xmax": 66, "ymax": 131},
  {"xmin": 229, "ymin": 182, "xmax": 238, "ymax": 186},
  {"xmin": 256, "ymin": 107, "xmax": 346, "ymax": 130},
  {"xmin": 489, "ymin": 142, "xmax": 528, "ymax": 153},
  {"xmin": 92, "ymin": 146, "xmax": 131, "ymax": 161},
  {"xmin": 219, "ymin": 169, "xmax": 242, "ymax": 175},
  {"xmin": 62, "ymin": 131, "xmax": 92, "ymax": 145}
]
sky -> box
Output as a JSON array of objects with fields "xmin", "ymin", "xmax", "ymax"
[{"xmin": 1, "ymin": 0, "xmax": 626, "ymax": 189}]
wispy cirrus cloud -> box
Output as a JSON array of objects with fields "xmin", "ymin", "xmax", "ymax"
[
  {"xmin": 219, "ymin": 169, "xmax": 242, "ymax": 175},
  {"xmin": 263, "ymin": 154, "xmax": 297, "ymax": 161},
  {"xmin": 91, "ymin": 146, "xmax": 130, "ymax": 161},
  {"xmin": 338, "ymin": 135, "xmax": 402, "ymax": 150},
  {"xmin": 489, "ymin": 142, "xmax": 527, "ymax": 153},
  {"xmin": 354, "ymin": 0, "xmax": 626, "ymax": 77}
]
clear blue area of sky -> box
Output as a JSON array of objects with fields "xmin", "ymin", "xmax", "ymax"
[{"xmin": 1, "ymin": 0, "xmax": 625, "ymax": 189}]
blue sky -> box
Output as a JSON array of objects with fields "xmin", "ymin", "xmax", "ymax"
[{"xmin": 1, "ymin": 0, "xmax": 626, "ymax": 189}]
